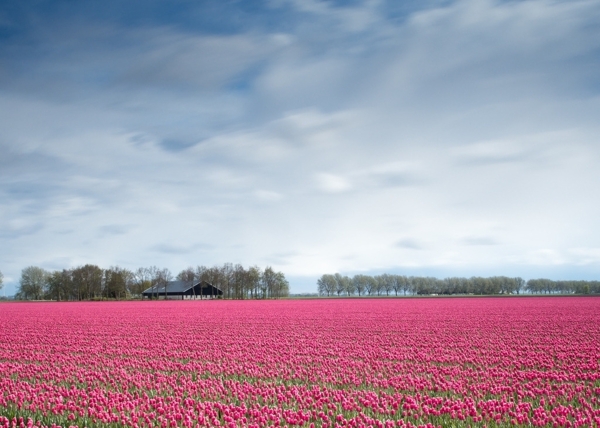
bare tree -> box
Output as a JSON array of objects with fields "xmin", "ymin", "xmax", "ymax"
[
  {"xmin": 194, "ymin": 266, "xmax": 210, "ymax": 299},
  {"xmin": 232, "ymin": 264, "xmax": 246, "ymax": 299},
  {"xmin": 203, "ymin": 266, "xmax": 223, "ymax": 299},
  {"xmin": 195, "ymin": 265, "xmax": 207, "ymax": 281},
  {"xmin": 177, "ymin": 266, "xmax": 196, "ymax": 284},
  {"xmin": 221, "ymin": 263, "xmax": 233, "ymax": 299},
  {"xmin": 177, "ymin": 266, "xmax": 196, "ymax": 299},
  {"xmin": 146, "ymin": 266, "xmax": 161, "ymax": 299},
  {"xmin": 157, "ymin": 268, "xmax": 173, "ymax": 300},
  {"xmin": 133, "ymin": 267, "xmax": 153, "ymax": 297},
  {"xmin": 247, "ymin": 266, "xmax": 261, "ymax": 299}
]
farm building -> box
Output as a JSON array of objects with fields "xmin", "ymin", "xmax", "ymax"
[{"xmin": 142, "ymin": 280, "xmax": 223, "ymax": 299}]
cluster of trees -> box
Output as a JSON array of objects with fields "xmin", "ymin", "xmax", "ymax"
[
  {"xmin": 16, "ymin": 265, "xmax": 166, "ymax": 301},
  {"xmin": 176, "ymin": 264, "xmax": 289, "ymax": 299},
  {"xmin": 525, "ymin": 279, "xmax": 600, "ymax": 294},
  {"xmin": 318, "ymin": 274, "xmax": 526, "ymax": 296},
  {"xmin": 14, "ymin": 263, "xmax": 288, "ymax": 301},
  {"xmin": 318, "ymin": 273, "xmax": 599, "ymax": 296}
]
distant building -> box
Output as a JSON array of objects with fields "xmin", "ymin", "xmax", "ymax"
[{"xmin": 142, "ymin": 280, "xmax": 223, "ymax": 299}]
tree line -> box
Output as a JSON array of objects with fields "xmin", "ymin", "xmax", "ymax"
[
  {"xmin": 317, "ymin": 273, "xmax": 599, "ymax": 296},
  {"xmin": 13, "ymin": 264, "xmax": 289, "ymax": 301},
  {"xmin": 524, "ymin": 278, "xmax": 600, "ymax": 295}
]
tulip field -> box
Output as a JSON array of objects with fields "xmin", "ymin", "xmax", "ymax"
[{"xmin": 1, "ymin": 298, "xmax": 599, "ymax": 428}]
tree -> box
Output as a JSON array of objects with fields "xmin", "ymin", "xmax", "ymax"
[
  {"xmin": 46, "ymin": 269, "xmax": 72, "ymax": 301},
  {"xmin": 233, "ymin": 264, "xmax": 246, "ymax": 299},
  {"xmin": 18, "ymin": 266, "xmax": 49, "ymax": 300},
  {"xmin": 317, "ymin": 275, "xmax": 326, "ymax": 296},
  {"xmin": 72, "ymin": 264, "xmax": 103, "ymax": 300},
  {"xmin": 333, "ymin": 273, "xmax": 346, "ymax": 296},
  {"xmin": 194, "ymin": 265, "xmax": 209, "ymax": 299},
  {"xmin": 526, "ymin": 279, "xmax": 548, "ymax": 294},
  {"xmin": 343, "ymin": 275, "xmax": 355, "ymax": 296},
  {"xmin": 261, "ymin": 266, "xmax": 277, "ymax": 298},
  {"xmin": 373, "ymin": 275, "xmax": 384, "ymax": 296},
  {"xmin": 352, "ymin": 275, "xmax": 366, "ymax": 296},
  {"xmin": 103, "ymin": 266, "xmax": 134, "ymax": 299},
  {"xmin": 177, "ymin": 266, "xmax": 197, "ymax": 298},
  {"xmin": 365, "ymin": 276, "xmax": 377, "ymax": 296},
  {"xmin": 132, "ymin": 267, "xmax": 153, "ymax": 297},
  {"xmin": 381, "ymin": 274, "xmax": 394, "ymax": 296},
  {"xmin": 391, "ymin": 275, "xmax": 402, "ymax": 296},
  {"xmin": 146, "ymin": 266, "xmax": 161, "ymax": 299},
  {"xmin": 272, "ymin": 271, "xmax": 289, "ymax": 298},
  {"xmin": 488, "ymin": 276, "xmax": 503, "ymax": 295},
  {"xmin": 177, "ymin": 266, "xmax": 196, "ymax": 284},
  {"xmin": 470, "ymin": 276, "xmax": 492, "ymax": 295},
  {"xmin": 0, "ymin": 270, "xmax": 3, "ymax": 294},
  {"xmin": 317, "ymin": 274, "xmax": 336, "ymax": 297},
  {"xmin": 325, "ymin": 274, "xmax": 336, "ymax": 296},
  {"xmin": 246, "ymin": 266, "xmax": 262, "ymax": 299},
  {"xmin": 443, "ymin": 277, "xmax": 457, "ymax": 295},
  {"xmin": 203, "ymin": 266, "xmax": 223, "ymax": 298},
  {"xmin": 220, "ymin": 263, "xmax": 234, "ymax": 299},
  {"xmin": 411, "ymin": 276, "xmax": 424, "ymax": 294},
  {"xmin": 157, "ymin": 268, "xmax": 173, "ymax": 300}
]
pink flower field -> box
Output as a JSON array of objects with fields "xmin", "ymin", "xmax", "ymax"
[{"xmin": 0, "ymin": 298, "xmax": 599, "ymax": 428}]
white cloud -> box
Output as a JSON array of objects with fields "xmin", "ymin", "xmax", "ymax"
[{"xmin": 315, "ymin": 173, "xmax": 352, "ymax": 193}]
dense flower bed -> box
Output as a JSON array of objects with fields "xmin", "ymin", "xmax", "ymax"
[{"xmin": 0, "ymin": 298, "xmax": 599, "ymax": 427}]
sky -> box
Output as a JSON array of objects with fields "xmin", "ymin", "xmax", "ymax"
[{"xmin": 1, "ymin": 0, "xmax": 600, "ymax": 295}]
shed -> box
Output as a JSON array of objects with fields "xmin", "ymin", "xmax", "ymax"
[{"xmin": 142, "ymin": 280, "xmax": 223, "ymax": 299}]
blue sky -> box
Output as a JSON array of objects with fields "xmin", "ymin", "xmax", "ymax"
[{"xmin": 1, "ymin": 0, "xmax": 600, "ymax": 295}]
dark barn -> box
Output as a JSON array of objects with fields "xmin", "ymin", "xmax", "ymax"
[{"xmin": 142, "ymin": 280, "xmax": 223, "ymax": 299}]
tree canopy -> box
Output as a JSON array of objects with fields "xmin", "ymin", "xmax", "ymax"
[
  {"xmin": 13, "ymin": 263, "xmax": 288, "ymax": 300},
  {"xmin": 317, "ymin": 274, "xmax": 598, "ymax": 296}
]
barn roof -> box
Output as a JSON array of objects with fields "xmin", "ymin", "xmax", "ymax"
[{"xmin": 142, "ymin": 280, "xmax": 190, "ymax": 294}]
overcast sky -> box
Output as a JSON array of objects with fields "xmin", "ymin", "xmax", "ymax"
[{"xmin": 1, "ymin": 0, "xmax": 600, "ymax": 295}]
